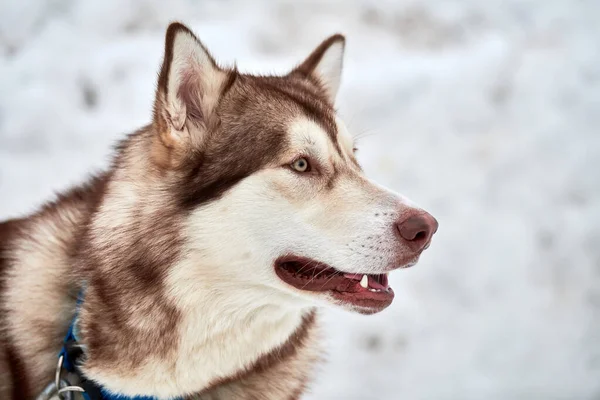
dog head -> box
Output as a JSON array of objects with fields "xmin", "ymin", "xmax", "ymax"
[{"xmin": 136, "ymin": 23, "xmax": 438, "ymax": 315}]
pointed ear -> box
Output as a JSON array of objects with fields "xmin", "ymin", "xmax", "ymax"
[
  {"xmin": 153, "ymin": 23, "xmax": 228, "ymax": 165},
  {"xmin": 291, "ymin": 34, "xmax": 345, "ymax": 103}
]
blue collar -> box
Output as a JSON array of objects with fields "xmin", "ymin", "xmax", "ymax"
[{"xmin": 56, "ymin": 290, "xmax": 182, "ymax": 400}]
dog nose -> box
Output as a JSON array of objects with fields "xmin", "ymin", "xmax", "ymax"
[{"xmin": 396, "ymin": 212, "xmax": 438, "ymax": 252}]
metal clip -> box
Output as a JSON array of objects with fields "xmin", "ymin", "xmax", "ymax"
[{"xmin": 36, "ymin": 355, "xmax": 86, "ymax": 400}]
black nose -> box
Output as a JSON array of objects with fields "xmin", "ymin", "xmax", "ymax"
[{"xmin": 396, "ymin": 212, "xmax": 438, "ymax": 252}]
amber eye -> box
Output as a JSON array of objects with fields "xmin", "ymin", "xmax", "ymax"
[{"xmin": 291, "ymin": 158, "xmax": 310, "ymax": 172}]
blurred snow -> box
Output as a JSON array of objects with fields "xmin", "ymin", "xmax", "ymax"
[{"xmin": 1, "ymin": 1, "xmax": 599, "ymax": 399}]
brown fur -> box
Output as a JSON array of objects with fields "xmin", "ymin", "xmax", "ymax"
[{"xmin": 0, "ymin": 219, "xmax": 26, "ymax": 400}]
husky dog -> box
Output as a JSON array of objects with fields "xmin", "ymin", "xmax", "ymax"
[{"xmin": 0, "ymin": 23, "xmax": 437, "ymax": 399}]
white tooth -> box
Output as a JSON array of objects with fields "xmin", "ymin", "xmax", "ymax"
[{"xmin": 360, "ymin": 275, "xmax": 368, "ymax": 288}]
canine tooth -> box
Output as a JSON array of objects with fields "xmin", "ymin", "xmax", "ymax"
[{"xmin": 360, "ymin": 275, "xmax": 368, "ymax": 288}]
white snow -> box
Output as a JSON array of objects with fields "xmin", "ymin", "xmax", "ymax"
[{"xmin": 1, "ymin": 1, "xmax": 599, "ymax": 399}]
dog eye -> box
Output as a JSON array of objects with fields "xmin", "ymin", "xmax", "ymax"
[{"xmin": 291, "ymin": 158, "xmax": 310, "ymax": 173}]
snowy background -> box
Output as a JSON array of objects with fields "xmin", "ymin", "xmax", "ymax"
[{"xmin": 1, "ymin": 0, "xmax": 599, "ymax": 399}]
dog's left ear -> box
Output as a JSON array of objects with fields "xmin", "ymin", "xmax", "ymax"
[
  {"xmin": 290, "ymin": 34, "xmax": 346, "ymax": 103},
  {"xmin": 153, "ymin": 22, "xmax": 228, "ymax": 167}
]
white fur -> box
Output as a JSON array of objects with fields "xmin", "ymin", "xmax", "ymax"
[{"xmin": 335, "ymin": 116, "xmax": 354, "ymax": 157}]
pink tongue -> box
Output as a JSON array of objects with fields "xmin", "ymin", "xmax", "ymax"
[
  {"xmin": 368, "ymin": 275, "xmax": 388, "ymax": 290},
  {"xmin": 343, "ymin": 273, "xmax": 389, "ymax": 290}
]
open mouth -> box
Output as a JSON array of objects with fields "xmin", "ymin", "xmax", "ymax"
[{"xmin": 275, "ymin": 256, "xmax": 394, "ymax": 312}]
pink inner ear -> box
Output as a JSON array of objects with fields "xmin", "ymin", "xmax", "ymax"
[{"xmin": 177, "ymin": 68, "xmax": 204, "ymax": 125}]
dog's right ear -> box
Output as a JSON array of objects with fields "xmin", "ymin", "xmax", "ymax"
[
  {"xmin": 152, "ymin": 22, "xmax": 227, "ymax": 167},
  {"xmin": 291, "ymin": 34, "xmax": 345, "ymax": 103}
]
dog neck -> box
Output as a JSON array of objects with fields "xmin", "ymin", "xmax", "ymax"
[{"xmin": 76, "ymin": 272, "xmax": 314, "ymax": 398}]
